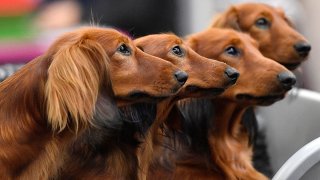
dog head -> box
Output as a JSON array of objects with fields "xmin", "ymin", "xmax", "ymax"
[
  {"xmin": 188, "ymin": 28, "xmax": 296, "ymax": 106},
  {"xmin": 134, "ymin": 33, "xmax": 239, "ymax": 98},
  {"xmin": 212, "ymin": 3, "xmax": 311, "ymax": 70},
  {"xmin": 45, "ymin": 27, "xmax": 185, "ymax": 132}
]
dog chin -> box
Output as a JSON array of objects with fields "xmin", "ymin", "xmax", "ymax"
[
  {"xmin": 185, "ymin": 85, "xmax": 225, "ymax": 97},
  {"xmin": 118, "ymin": 91, "xmax": 169, "ymax": 103},
  {"xmin": 281, "ymin": 62, "xmax": 301, "ymax": 70},
  {"xmin": 236, "ymin": 93, "xmax": 285, "ymax": 106}
]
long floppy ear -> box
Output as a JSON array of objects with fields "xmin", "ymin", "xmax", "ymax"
[
  {"xmin": 185, "ymin": 36, "xmax": 198, "ymax": 52},
  {"xmin": 45, "ymin": 36, "xmax": 109, "ymax": 133},
  {"xmin": 211, "ymin": 6, "xmax": 241, "ymax": 31}
]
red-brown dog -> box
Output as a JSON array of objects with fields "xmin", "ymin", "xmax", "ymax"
[
  {"xmin": 52, "ymin": 32, "xmax": 235, "ymax": 179},
  {"xmin": 134, "ymin": 33, "xmax": 239, "ymax": 180},
  {"xmin": 212, "ymin": 3, "xmax": 311, "ymax": 176},
  {"xmin": 212, "ymin": 2, "xmax": 311, "ymax": 70},
  {"xmin": 147, "ymin": 28, "xmax": 296, "ymax": 180},
  {"xmin": 0, "ymin": 27, "xmax": 185, "ymax": 179}
]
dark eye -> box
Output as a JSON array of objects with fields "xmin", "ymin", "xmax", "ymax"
[
  {"xmin": 117, "ymin": 44, "xmax": 131, "ymax": 56},
  {"xmin": 171, "ymin": 45, "xmax": 184, "ymax": 57},
  {"xmin": 255, "ymin": 17, "xmax": 270, "ymax": 29},
  {"xmin": 225, "ymin": 46, "xmax": 240, "ymax": 57}
]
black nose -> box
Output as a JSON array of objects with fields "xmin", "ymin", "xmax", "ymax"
[
  {"xmin": 174, "ymin": 71, "xmax": 188, "ymax": 85},
  {"xmin": 293, "ymin": 42, "xmax": 311, "ymax": 57},
  {"xmin": 224, "ymin": 67, "xmax": 240, "ymax": 84},
  {"xmin": 277, "ymin": 72, "xmax": 296, "ymax": 90}
]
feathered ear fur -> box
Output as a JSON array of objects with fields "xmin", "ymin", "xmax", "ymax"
[
  {"xmin": 211, "ymin": 6, "xmax": 241, "ymax": 31},
  {"xmin": 45, "ymin": 36, "xmax": 109, "ymax": 133},
  {"xmin": 186, "ymin": 37, "xmax": 198, "ymax": 52}
]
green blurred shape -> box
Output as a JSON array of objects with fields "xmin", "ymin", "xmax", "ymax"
[{"xmin": 0, "ymin": 15, "xmax": 34, "ymax": 40}]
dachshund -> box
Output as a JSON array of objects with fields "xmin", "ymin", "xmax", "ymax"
[
  {"xmin": 0, "ymin": 27, "xmax": 185, "ymax": 179},
  {"xmin": 50, "ymin": 28, "xmax": 189, "ymax": 179},
  {"xmin": 134, "ymin": 33, "xmax": 239, "ymax": 180},
  {"xmin": 212, "ymin": 3, "xmax": 311, "ymax": 176},
  {"xmin": 212, "ymin": 2, "xmax": 311, "ymax": 70},
  {"xmin": 54, "ymin": 33, "xmax": 236, "ymax": 180},
  {"xmin": 147, "ymin": 28, "xmax": 296, "ymax": 180}
]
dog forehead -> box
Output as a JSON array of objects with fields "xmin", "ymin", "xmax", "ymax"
[
  {"xmin": 166, "ymin": 34, "xmax": 183, "ymax": 44},
  {"xmin": 93, "ymin": 29, "xmax": 133, "ymax": 51},
  {"xmin": 210, "ymin": 30, "xmax": 257, "ymax": 50},
  {"xmin": 212, "ymin": 29, "xmax": 242, "ymax": 46},
  {"xmin": 88, "ymin": 28, "xmax": 130, "ymax": 43},
  {"xmin": 136, "ymin": 34, "xmax": 183, "ymax": 51},
  {"xmin": 153, "ymin": 34, "xmax": 183, "ymax": 46},
  {"xmin": 238, "ymin": 3, "xmax": 285, "ymax": 19},
  {"xmin": 238, "ymin": 32, "xmax": 258, "ymax": 47}
]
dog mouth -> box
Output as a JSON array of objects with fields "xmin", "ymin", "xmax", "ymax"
[
  {"xmin": 185, "ymin": 85, "xmax": 225, "ymax": 97},
  {"xmin": 236, "ymin": 94, "xmax": 285, "ymax": 105},
  {"xmin": 281, "ymin": 62, "xmax": 301, "ymax": 70},
  {"xmin": 125, "ymin": 91, "xmax": 169, "ymax": 102}
]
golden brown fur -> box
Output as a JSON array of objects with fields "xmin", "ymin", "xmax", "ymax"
[
  {"xmin": 0, "ymin": 27, "xmax": 183, "ymax": 179},
  {"xmin": 212, "ymin": 2, "xmax": 310, "ymax": 70},
  {"xmin": 53, "ymin": 27, "xmax": 185, "ymax": 180},
  {"xmin": 134, "ymin": 34, "xmax": 238, "ymax": 180},
  {"xmin": 147, "ymin": 28, "xmax": 294, "ymax": 180},
  {"xmin": 187, "ymin": 28, "xmax": 294, "ymax": 179}
]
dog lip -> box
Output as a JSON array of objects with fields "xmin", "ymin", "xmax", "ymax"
[
  {"xmin": 297, "ymin": 52, "xmax": 310, "ymax": 58},
  {"xmin": 281, "ymin": 62, "xmax": 301, "ymax": 70},
  {"xmin": 185, "ymin": 85, "xmax": 225, "ymax": 94},
  {"xmin": 125, "ymin": 91, "xmax": 169, "ymax": 101},
  {"xmin": 236, "ymin": 93, "xmax": 284, "ymax": 105},
  {"xmin": 172, "ymin": 84, "xmax": 183, "ymax": 93}
]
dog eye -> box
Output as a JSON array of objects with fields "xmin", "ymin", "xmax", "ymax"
[
  {"xmin": 117, "ymin": 44, "xmax": 131, "ymax": 56},
  {"xmin": 171, "ymin": 45, "xmax": 184, "ymax": 57},
  {"xmin": 225, "ymin": 46, "xmax": 240, "ymax": 57},
  {"xmin": 255, "ymin": 17, "xmax": 270, "ymax": 29}
]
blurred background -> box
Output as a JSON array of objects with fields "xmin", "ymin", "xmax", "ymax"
[{"xmin": 0, "ymin": 0, "xmax": 318, "ymax": 91}]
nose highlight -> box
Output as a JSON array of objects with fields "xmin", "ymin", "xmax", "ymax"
[
  {"xmin": 174, "ymin": 71, "xmax": 188, "ymax": 86},
  {"xmin": 224, "ymin": 67, "xmax": 240, "ymax": 84},
  {"xmin": 293, "ymin": 42, "xmax": 311, "ymax": 57},
  {"xmin": 277, "ymin": 72, "xmax": 296, "ymax": 90}
]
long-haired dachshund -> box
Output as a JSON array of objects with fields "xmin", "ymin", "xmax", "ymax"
[
  {"xmin": 50, "ymin": 29, "xmax": 188, "ymax": 179},
  {"xmin": 212, "ymin": 2, "xmax": 311, "ymax": 70},
  {"xmin": 134, "ymin": 33, "xmax": 239, "ymax": 180},
  {"xmin": 147, "ymin": 28, "xmax": 296, "ymax": 180},
  {"xmin": 185, "ymin": 28, "xmax": 296, "ymax": 180},
  {"xmin": 212, "ymin": 3, "xmax": 311, "ymax": 176},
  {"xmin": 0, "ymin": 27, "xmax": 185, "ymax": 179}
]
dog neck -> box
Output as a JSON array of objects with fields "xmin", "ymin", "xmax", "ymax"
[
  {"xmin": 210, "ymin": 99, "xmax": 249, "ymax": 137},
  {"xmin": 0, "ymin": 58, "xmax": 72, "ymax": 179},
  {"xmin": 207, "ymin": 99, "xmax": 267, "ymax": 179},
  {"xmin": 57, "ymin": 97, "xmax": 158, "ymax": 179},
  {"xmin": 137, "ymin": 96, "xmax": 178, "ymax": 180}
]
